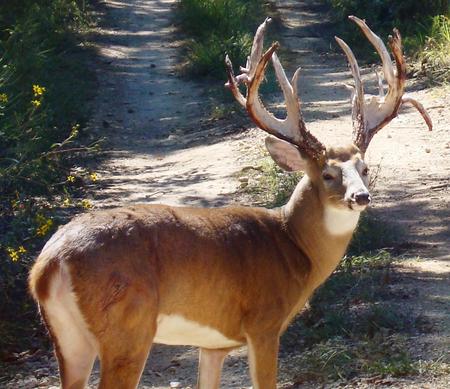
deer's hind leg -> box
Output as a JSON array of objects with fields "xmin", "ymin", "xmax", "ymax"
[
  {"xmin": 40, "ymin": 263, "xmax": 98, "ymax": 389},
  {"xmin": 97, "ymin": 320, "xmax": 155, "ymax": 389},
  {"xmin": 93, "ymin": 278, "xmax": 158, "ymax": 389}
]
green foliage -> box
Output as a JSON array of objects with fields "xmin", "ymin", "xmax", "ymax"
[
  {"xmin": 0, "ymin": 0, "xmax": 96, "ymax": 351},
  {"xmin": 178, "ymin": 0, "xmax": 267, "ymax": 78},
  {"xmin": 325, "ymin": 0, "xmax": 450, "ymax": 82}
]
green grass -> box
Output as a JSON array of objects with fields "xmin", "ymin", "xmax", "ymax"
[
  {"xmin": 178, "ymin": 0, "xmax": 269, "ymax": 79},
  {"xmin": 281, "ymin": 334, "xmax": 449, "ymax": 384},
  {"xmin": 239, "ymin": 153, "xmax": 303, "ymax": 207},
  {"xmin": 282, "ymin": 251, "xmax": 402, "ymax": 348},
  {"xmin": 419, "ymin": 15, "xmax": 450, "ymax": 84}
]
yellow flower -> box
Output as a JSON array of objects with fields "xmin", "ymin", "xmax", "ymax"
[
  {"xmin": 32, "ymin": 84, "xmax": 46, "ymax": 96},
  {"xmin": 18, "ymin": 246, "xmax": 27, "ymax": 254},
  {"xmin": 0, "ymin": 93, "xmax": 8, "ymax": 103},
  {"xmin": 31, "ymin": 99, "xmax": 41, "ymax": 107},
  {"xmin": 63, "ymin": 198, "xmax": 71, "ymax": 207},
  {"xmin": 81, "ymin": 199, "xmax": 92, "ymax": 209},
  {"xmin": 6, "ymin": 247, "xmax": 19, "ymax": 262},
  {"xmin": 36, "ymin": 218, "xmax": 53, "ymax": 236},
  {"xmin": 67, "ymin": 175, "xmax": 75, "ymax": 183},
  {"xmin": 89, "ymin": 172, "xmax": 98, "ymax": 182}
]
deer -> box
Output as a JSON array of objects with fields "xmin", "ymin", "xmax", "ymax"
[{"xmin": 29, "ymin": 16, "xmax": 431, "ymax": 389}]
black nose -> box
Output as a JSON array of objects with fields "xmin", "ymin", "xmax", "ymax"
[{"xmin": 353, "ymin": 192, "xmax": 371, "ymax": 206}]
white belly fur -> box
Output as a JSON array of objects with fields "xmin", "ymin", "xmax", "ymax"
[{"xmin": 154, "ymin": 314, "xmax": 242, "ymax": 348}]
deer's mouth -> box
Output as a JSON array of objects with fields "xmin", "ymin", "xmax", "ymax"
[{"xmin": 347, "ymin": 201, "xmax": 370, "ymax": 212}]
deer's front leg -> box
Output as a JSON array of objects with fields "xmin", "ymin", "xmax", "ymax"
[
  {"xmin": 247, "ymin": 334, "xmax": 280, "ymax": 389},
  {"xmin": 197, "ymin": 348, "xmax": 229, "ymax": 389}
]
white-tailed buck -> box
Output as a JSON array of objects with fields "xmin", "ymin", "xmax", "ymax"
[{"xmin": 29, "ymin": 16, "xmax": 431, "ymax": 389}]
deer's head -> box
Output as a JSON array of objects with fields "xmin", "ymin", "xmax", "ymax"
[{"xmin": 226, "ymin": 17, "xmax": 431, "ymax": 213}]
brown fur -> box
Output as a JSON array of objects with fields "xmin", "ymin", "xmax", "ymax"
[{"xmin": 29, "ymin": 145, "xmax": 368, "ymax": 388}]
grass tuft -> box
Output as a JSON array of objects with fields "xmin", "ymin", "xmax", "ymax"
[{"xmin": 419, "ymin": 15, "xmax": 450, "ymax": 83}]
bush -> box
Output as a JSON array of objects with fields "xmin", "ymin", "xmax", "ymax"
[{"xmin": 0, "ymin": 0, "xmax": 96, "ymax": 351}]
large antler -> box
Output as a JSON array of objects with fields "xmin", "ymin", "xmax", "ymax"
[
  {"xmin": 335, "ymin": 16, "xmax": 432, "ymax": 153},
  {"xmin": 225, "ymin": 18, "xmax": 326, "ymax": 162}
]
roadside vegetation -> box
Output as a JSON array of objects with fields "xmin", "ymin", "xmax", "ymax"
[
  {"xmin": 0, "ymin": 0, "xmax": 98, "ymax": 354},
  {"xmin": 325, "ymin": 0, "xmax": 450, "ymax": 84},
  {"xmin": 240, "ymin": 157, "xmax": 449, "ymax": 385},
  {"xmin": 177, "ymin": 0, "xmax": 271, "ymax": 79}
]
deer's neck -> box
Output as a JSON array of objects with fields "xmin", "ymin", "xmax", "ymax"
[{"xmin": 282, "ymin": 176, "xmax": 360, "ymax": 289}]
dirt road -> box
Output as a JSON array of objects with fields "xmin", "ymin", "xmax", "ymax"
[
  {"xmin": 87, "ymin": 0, "xmax": 246, "ymax": 208},
  {"xmin": 2, "ymin": 0, "xmax": 448, "ymax": 388}
]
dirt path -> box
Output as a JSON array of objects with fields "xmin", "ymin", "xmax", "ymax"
[
  {"xmin": 88, "ymin": 0, "xmax": 247, "ymax": 208},
  {"xmin": 2, "ymin": 0, "xmax": 448, "ymax": 388}
]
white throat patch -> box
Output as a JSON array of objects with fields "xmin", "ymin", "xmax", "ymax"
[{"xmin": 323, "ymin": 205, "xmax": 360, "ymax": 236}]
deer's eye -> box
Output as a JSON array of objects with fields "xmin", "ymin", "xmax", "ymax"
[
  {"xmin": 323, "ymin": 173, "xmax": 335, "ymax": 181},
  {"xmin": 362, "ymin": 167, "xmax": 369, "ymax": 176}
]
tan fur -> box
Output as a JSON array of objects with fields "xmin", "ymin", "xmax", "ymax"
[
  {"xmin": 29, "ymin": 145, "xmax": 369, "ymax": 389},
  {"xmin": 198, "ymin": 348, "xmax": 229, "ymax": 388},
  {"xmin": 29, "ymin": 16, "xmax": 430, "ymax": 386}
]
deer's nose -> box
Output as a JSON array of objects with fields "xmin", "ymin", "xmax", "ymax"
[{"xmin": 353, "ymin": 191, "xmax": 371, "ymax": 206}]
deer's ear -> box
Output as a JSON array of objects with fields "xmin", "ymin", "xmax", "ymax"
[{"xmin": 265, "ymin": 136, "xmax": 308, "ymax": 172}]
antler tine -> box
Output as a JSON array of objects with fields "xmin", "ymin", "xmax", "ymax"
[
  {"xmin": 335, "ymin": 36, "xmax": 366, "ymax": 146},
  {"xmin": 225, "ymin": 55, "xmax": 246, "ymax": 107},
  {"xmin": 225, "ymin": 17, "xmax": 272, "ymax": 103},
  {"xmin": 225, "ymin": 19, "xmax": 326, "ymax": 161},
  {"xmin": 337, "ymin": 16, "xmax": 432, "ymax": 153},
  {"xmin": 349, "ymin": 16, "xmax": 396, "ymax": 87},
  {"xmin": 249, "ymin": 17, "xmax": 271, "ymax": 74},
  {"xmin": 374, "ymin": 68, "xmax": 385, "ymax": 98},
  {"xmin": 402, "ymin": 97, "xmax": 433, "ymax": 131}
]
